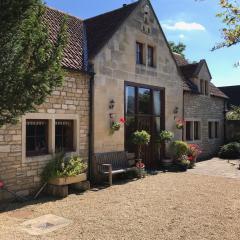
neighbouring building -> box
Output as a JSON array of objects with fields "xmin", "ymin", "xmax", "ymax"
[
  {"xmin": 174, "ymin": 53, "xmax": 228, "ymax": 158},
  {"xmin": 0, "ymin": 0, "xmax": 228, "ymax": 200},
  {"xmin": 219, "ymin": 85, "xmax": 240, "ymax": 108}
]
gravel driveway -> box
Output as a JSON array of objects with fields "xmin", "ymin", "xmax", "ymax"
[{"xmin": 0, "ymin": 166, "xmax": 240, "ymax": 240}]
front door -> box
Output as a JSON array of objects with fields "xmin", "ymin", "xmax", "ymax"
[{"xmin": 125, "ymin": 83, "xmax": 165, "ymax": 169}]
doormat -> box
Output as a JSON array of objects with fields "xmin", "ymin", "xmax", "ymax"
[{"xmin": 20, "ymin": 214, "xmax": 72, "ymax": 235}]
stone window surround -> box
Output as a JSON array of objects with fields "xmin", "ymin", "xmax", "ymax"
[
  {"xmin": 135, "ymin": 37, "xmax": 157, "ymax": 68},
  {"xmin": 22, "ymin": 113, "xmax": 80, "ymax": 163},
  {"xmin": 184, "ymin": 118, "xmax": 202, "ymax": 143},
  {"xmin": 208, "ymin": 119, "xmax": 220, "ymax": 141}
]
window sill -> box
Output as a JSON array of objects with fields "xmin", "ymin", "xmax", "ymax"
[
  {"xmin": 25, "ymin": 154, "xmax": 52, "ymax": 163},
  {"xmin": 185, "ymin": 140, "xmax": 202, "ymax": 144}
]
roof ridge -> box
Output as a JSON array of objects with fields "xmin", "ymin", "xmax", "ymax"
[
  {"xmin": 45, "ymin": 5, "xmax": 83, "ymax": 22},
  {"xmin": 84, "ymin": 1, "xmax": 139, "ymax": 22}
]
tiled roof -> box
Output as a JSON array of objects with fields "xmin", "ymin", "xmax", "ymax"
[
  {"xmin": 84, "ymin": 2, "xmax": 140, "ymax": 58},
  {"xmin": 43, "ymin": 7, "xmax": 87, "ymax": 72},
  {"xmin": 173, "ymin": 53, "xmax": 188, "ymax": 66},
  {"xmin": 173, "ymin": 53, "xmax": 227, "ymax": 98}
]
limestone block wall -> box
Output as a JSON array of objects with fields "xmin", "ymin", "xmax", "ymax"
[
  {"xmin": 0, "ymin": 71, "xmax": 89, "ymax": 200},
  {"xmin": 91, "ymin": 0, "xmax": 184, "ymax": 153},
  {"xmin": 184, "ymin": 92, "xmax": 225, "ymax": 158}
]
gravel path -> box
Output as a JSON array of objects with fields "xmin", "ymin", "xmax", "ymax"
[{"xmin": 0, "ymin": 172, "xmax": 240, "ymax": 240}]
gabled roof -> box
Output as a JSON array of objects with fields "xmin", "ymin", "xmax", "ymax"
[
  {"xmin": 84, "ymin": 2, "xmax": 140, "ymax": 58},
  {"xmin": 43, "ymin": 7, "xmax": 87, "ymax": 72},
  {"xmin": 173, "ymin": 53, "xmax": 228, "ymax": 99},
  {"xmin": 219, "ymin": 85, "xmax": 240, "ymax": 105}
]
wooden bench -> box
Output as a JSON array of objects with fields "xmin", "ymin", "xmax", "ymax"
[{"xmin": 95, "ymin": 151, "xmax": 136, "ymax": 186}]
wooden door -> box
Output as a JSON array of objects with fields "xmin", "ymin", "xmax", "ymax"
[{"xmin": 125, "ymin": 83, "xmax": 165, "ymax": 169}]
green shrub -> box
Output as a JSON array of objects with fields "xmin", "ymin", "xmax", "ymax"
[
  {"xmin": 132, "ymin": 130, "xmax": 151, "ymax": 146},
  {"xmin": 170, "ymin": 141, "xmax": 188, "ymax": 160},
  {"xmin": 157, "ymin": 130, "xmax": 174, "ymax": 144},
  {"xmin": 41, "ymin": 153, "xmax": 87, "ymax": 182},
  {"xmin": 219, "ymin": 142, "xmax": 240, "ymax": 159}
]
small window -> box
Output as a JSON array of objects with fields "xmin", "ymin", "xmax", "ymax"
[
  {"xmin": 209, "ymin": 121, "xmax": 219, "ymax": 139},
  {"xmin": 55, "ymin": 120, "xmax": 74, "ymax": 152},
  {"xmin": 208, "ymin": 122, "xmax": 214, "ymax": 139},
  {"xmin": 194, "ymin": 121, "xmax": 200, "ymax": 140},
  {"xmin": 200, "ymin": 80, "xmax": 204, "ymax": 94},
  {"xmin": 205, "ymin": 81, "xmax": 209, "ymax": 95},
  {"xmin": 136, "ymin": 42, "xmax": 144, "ymax": 65},
  {"xmin": 147, "ymin": 46, "xmax": 154, "ymax": 67},
  {"xmin": 185, "ymin": 120, "xmax": 201, "ymax": 141},
  {"xmin": 26, "ymin": 120, "xmax": 48, "ymax": 156},
  {"xmin": 186, "ymin": 121, "xmax": 192, "ymax": 141},
  {"xmin": 215, "ymin": 122, "xmax": 219, "ymax": 138}
]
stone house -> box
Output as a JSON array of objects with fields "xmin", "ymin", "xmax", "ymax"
[
  {"xmin": 174, "ymin": 53, "xmax": 228, "ymax": 158},
  {"xmin": 0, "ymin": 0, "xmax": 227, "ymax": 200}
]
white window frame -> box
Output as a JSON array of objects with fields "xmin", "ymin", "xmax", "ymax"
[
  {"xmin": 208, "ymin": 119, "xmax": 220, "ymax": 141},
  {"xmin": 184, "ymin": 118, "xmax": 202, "ymax": 143},
  {"xmin": 22, "ymin": 113, "xmax": 79, "ymax": 163}
]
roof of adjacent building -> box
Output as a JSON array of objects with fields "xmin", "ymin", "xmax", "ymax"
[
  {"xmin": 84, "ymin": 2, "xmax": 140, "ymax": 58},
  {"xmin": 173, "ymin": 53, "xmax": 228, "ymax": 99},
  {"xmin": 219, "ymin": 85, "xmax": 240, "ymax": 106},
  {"xmin": 43, "ymin": 7, "xmax": 87, "ymax": 72}
]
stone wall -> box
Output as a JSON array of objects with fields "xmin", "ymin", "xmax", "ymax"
[
  {"xmin": 184, "ymin": 92, "xmax": 225, "ymax": 158},
  {"xmin": 0, "ymin": 71, "xmax": 89, "ymax": 201},
  {"xmin": 91, "ymin": 0, "xmax": 184, "ymax": 154}
]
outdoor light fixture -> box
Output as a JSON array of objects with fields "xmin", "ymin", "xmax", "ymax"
[
  {"xmin": 109, "ymin": 99, "xmax": 115, "ymax": 110},
  {"xmin": 173, "ymin": 107, "xmax": 179, "ymax": 114}
]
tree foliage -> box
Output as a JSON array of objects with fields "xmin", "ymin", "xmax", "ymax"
[
  {"xmin": 226, "ymin": 105, "xmax": 240, "ymax": 120},
  {"xmin": 0, "ymin": 0, "xmax": 68, "ymax": 127},
  {"xmin": 213, "ymin": 0, "xmax": 240, "ymax": 51},
  {"xmin": 169, "ymin": 41, "xmax": 186, "ymax": 57}
]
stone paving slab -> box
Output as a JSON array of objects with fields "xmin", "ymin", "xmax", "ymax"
[{"xmin": 189, "ymin": 158, "xmax": 240, "ymax": 179}]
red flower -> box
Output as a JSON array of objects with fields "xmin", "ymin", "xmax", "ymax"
[
  {"xmin": 136, "ymin": 162, "xmax": 145, "ymax": 169},
  {"xmin": 119, "ymin": 117, "xmax": 126, "ymax": 124},
  {"xmin": 188, "ymin": 156, "xmax": 194, "ymax": 161}
]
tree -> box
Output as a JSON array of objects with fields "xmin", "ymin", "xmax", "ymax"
[
  {"xmin": 0, "ymin": 0, "xmax": 67, "ymax": 127},
  {"xmin": 226, "ymin": 105, "xmax": 240, "ymax": 120},
  {"xmin": 213, "ymin": 0, "xmax": 240, "ymax": 51},
  {"xmin": 169, "ymin": 41, "xmax": 186, "ymax": 57}
]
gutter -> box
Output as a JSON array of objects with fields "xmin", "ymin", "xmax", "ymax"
[{"xmin": 87, "ymin": 64, "xmax": 95, "ymax": 182}]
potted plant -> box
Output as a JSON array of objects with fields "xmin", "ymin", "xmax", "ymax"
[
  {"xmin": 176, "ymin": 155, "xmax": 190, "ymax": 171},
  {"xmin": 187, "ymin": 144, "xmax": 202, "ymax": 168},
  {"xmin": 157, "ymin": 130, "xmax": 174, "ymax": 168},
  {"xmin": 176, "ymin": 119, "xmax": 185, "ymax": 129},
  {"xmin": 110, "ymin": 117, "xmax": 126, "ymax": 134},
  {"xmin": 41, "ymin": 153, "xmax": 87, "ymax": 185},
  {"xmin": 132, "ymin": 130, "xmax": 150, "ymax": 178}
]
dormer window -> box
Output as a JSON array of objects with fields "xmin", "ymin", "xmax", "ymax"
[
  {"xmin": 200, "ymin": 80, "xmax": 204, "ymax": 94},
  {"xmin": 200, "ymin": 79, "xmax": 209, "ymax": 96},
  {"xmin": 205, "ymin": 81, "xmax": 209, "ymax": 95}
]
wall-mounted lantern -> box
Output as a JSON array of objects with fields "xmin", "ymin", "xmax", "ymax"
[{"xmin": 109, "ymin": 99, "xmax": 115, "ymax": 110}]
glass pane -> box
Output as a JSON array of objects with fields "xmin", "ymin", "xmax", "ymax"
[
  {"xmin": 194, "ymin": 121, "xmax": 200, "ymax": 140},
  {"xmin": 125, "ymin": 86, "xmax": 135, "ymax": 114},
  {"xmin": 26, "ymin": 125, "xmax": 35, "ymax": 137},
  {"xmin": 55, "ymin": 120, "xmax": 74, "ymax": 152},
  {"xmin": 186, "ymin": 121, "xmax": 192, "ymax": 141},
  {"xmin": 153, "ymin": 90, "xmax": 161, "ymax": 115},
  {"xmin": 215, "ymin": 122, "xmax": 219, "ymax": 138},
  {"xmin": 153, "ymin": 117, "xmax": 161, "ymax": 135},
  {"xmin": 208, "ymin": 122, "xmax": 212, "ymax": 139},
  {"xmin": 125, "ymin": 116, "xmax": 137, "ymax": 152},
  {"xmin": 138, "ymin": 88, "xmax": 151, "ymax": 114},
  {"xmin": 26, "ymin": 137, "xmax": 35, "ymax": 151}
]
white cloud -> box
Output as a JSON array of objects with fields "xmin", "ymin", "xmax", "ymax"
[
  {"xmin": 179, "ymin": 34, "xmax": 185, "ymax": 39},
  {"xmin": 162, "ymin": 21, "xmax": 206, "ymax": 31}
]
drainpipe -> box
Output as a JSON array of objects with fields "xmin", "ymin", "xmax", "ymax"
[
  {"xmin": 87, "ymin": 64, "xmax": 95, "ymax": 182},
  {"xmin": 182, "ymin": 91, "xmax": 185, "ymax": 141}
]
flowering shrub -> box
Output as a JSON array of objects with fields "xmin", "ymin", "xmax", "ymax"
[
  {"xmin": 136, "ymin": 160, "xmax": 146, "ymax": 178},
  {"xmin": 187, "ymin": 144, "xmax": 202, "ymax": 168},
  {"xmin": 176, "ymin": 119, "xmax": 185, "ymax": 129},
  {"xmin": 136, "ymin": 161, "xmax": 145, "ymax": 169},
  {"xmin": 188, "ymin": 144, "xmax": 202, "ymax": 157}
]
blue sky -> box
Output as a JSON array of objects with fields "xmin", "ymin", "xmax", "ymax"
[{"xmin": 45, "ymin": 0, "xmax": 239, "ymax": 87}]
